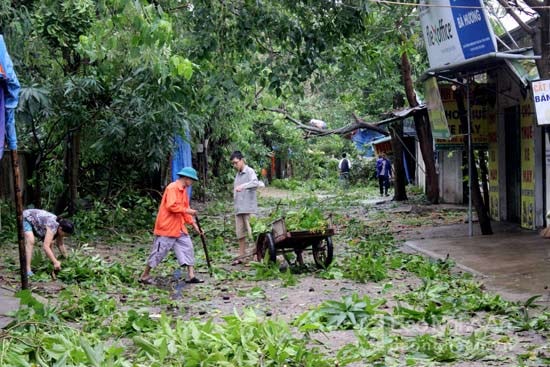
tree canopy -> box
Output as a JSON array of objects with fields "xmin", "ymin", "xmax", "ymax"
[{"xmin": 2, "ymin": 0, "xmax": 505, "ymax": 209}]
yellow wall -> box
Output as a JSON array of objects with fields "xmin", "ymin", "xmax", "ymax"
[{"xmin": 520, "ymin": 97, "xmax": 535, "ymax": 229}]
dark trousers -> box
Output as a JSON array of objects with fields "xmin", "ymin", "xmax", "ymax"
[
  {"xmin": 339, "ymin": 172, "xmax": 350, "ymax": 189},
  {"xmin": 378, "ymin": 176, "xmax": 390, "ymax": 195}
]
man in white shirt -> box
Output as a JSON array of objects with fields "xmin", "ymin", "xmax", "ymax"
[{"xmin": 338, "ymin": 153, "xmax": 351, "ymax": 189}]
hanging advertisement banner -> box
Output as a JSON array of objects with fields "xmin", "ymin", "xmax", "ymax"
[
  {"xmin": 419, "ymin": 0, "xmax": 497, "ymax": 68},
  {"xmin": 435, "ymin": 84, "xmax": 489, "ymax": 150},
  {"xmin": 424, "ymin": 76, "xmax": 450, "ymax": 139},
  {"xmin": 531, "ymin": 79, "xmax": 550, "ymax": 125},
  {"xmin": 520, "ymin": 97, "xmax": 535, "ymax": 229}
]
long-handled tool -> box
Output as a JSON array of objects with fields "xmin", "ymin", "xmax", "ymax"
[
  {"xmin": 195, "ymin": 215, "xmax": 213, "ymax": 277},
  {"xmin": 231, "ymin": 250, "xmax": 257, "ymax": 262}
]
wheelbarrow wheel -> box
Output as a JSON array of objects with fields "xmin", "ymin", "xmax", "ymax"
[
  {"xmin": 257, "ymin": 233, "xmax": 277, "ymax": 263},
  {"xmin": 312, "ymin": 237, "xmax": 333, "ymax": 269}
]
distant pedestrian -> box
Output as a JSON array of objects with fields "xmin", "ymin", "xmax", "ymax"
[
  {"xmin": 23, "ymin": 209, "xmax": 74, "ymax": 276},
  {"xmin": 338, "ymin": 153, "xmax": 351, "ymax": 189},
  {"xmin": 376, "ymin": 152, "xmax": 392, "ymax": 197},
  {"xmin": 230, "ymin": 151, "xmax": 261, "ymax": 265},
  {"xmin": 139, "ymin": 167, "xmax": 204, "ymax": 285}
]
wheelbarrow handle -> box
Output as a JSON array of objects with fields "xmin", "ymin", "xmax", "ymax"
[{"xmin": 195, "ymin": 215, "xmax": 213, "ymax": 277}]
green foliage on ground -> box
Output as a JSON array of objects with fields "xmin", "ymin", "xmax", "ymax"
[
  {"xmin": 294, "ymin": 293, "xmax": 387, "ymax": 331},
  {"xmin": 1, "ymin": 188, "xmax": 549, "ymax": 367}
]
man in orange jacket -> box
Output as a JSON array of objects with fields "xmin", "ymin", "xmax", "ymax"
[{"xmin": 139, "ymin": 167, "xmax": 204, "ymax": 284}]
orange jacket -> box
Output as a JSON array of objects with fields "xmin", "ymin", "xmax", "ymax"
[{"xmin": 153, "ymin": 181, "xmax": 194, "ymax": 237}]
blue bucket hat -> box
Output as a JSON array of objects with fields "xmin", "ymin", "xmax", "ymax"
[{"xmin": 176, "ymin": 167, "xmax": 199, "ymax": 181}]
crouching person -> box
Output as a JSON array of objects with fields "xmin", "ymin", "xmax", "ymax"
[
  {"xmin": 139, "ymin": 167, "xmax": 204, "ymax": 285},
  {"xmin": 23, "ymin": 208, "xmax": 74, "ymax": 276}
]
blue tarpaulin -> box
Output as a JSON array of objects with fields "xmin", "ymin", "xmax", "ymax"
[
  {"xmin": 171, "ymin": 132, "xmax": 193, "ymax": 197},
  {"xmin": 352, "ymin": 129, "xmax": 385, "ymax": 157},
  {"xmin": 0, "ymin": 35, "xmax": 21, "ymax": 160}
]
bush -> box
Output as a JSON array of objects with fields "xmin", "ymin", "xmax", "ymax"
[
  {"xmin": 72, "ymin": 191, "xmax": 158, "ymax": 241},
  {"xmin": 0, "ymin": 201, "xmax": 17, "ymax": 243},
  {"xmin": 349, "ymin": 158, "xmax": 377, "ymax": 185}
]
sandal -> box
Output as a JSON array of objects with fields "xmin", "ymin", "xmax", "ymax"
[
  {"xmin": 185, "ymin": 277, "xmax": 204, "ymax": 284},
  {"xmin": 138, "ymin": 277, "xmax": 155, "ymax": 285}
]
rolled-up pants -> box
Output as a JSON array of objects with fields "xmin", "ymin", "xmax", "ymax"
[{"xmin": 146, "ymin": 234, "xmax": 194, "ymax": 268}]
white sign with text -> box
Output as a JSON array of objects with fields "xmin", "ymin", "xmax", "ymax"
[
  {"xmin": 532, "ymin": 79, "xmax": 550, "ymax": 125},
  {"xmin": 420, "ymin": 0, "xmax": 497, "ymax": 68}
]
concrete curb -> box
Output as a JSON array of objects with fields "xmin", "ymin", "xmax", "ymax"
[{"xmin": 403, "ymin": 241, "xmax": 485, "ymax": 277}]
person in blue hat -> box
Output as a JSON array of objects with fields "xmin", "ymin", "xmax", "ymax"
[{"xmin": 139, "ymin": 167, "xmax": 204, "ymax": 284}]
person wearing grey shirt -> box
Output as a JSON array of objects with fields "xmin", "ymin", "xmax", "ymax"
[{"xmin": 230, "ymin": 151, "xmax": 261, "ymax": 265}]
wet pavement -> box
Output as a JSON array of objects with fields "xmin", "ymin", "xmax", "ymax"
[
  {"xmin": 0, "ymin": 285, "xmax": 19, "ymax": 328},
  {"xmin": 404, "ymin": 222, "xmax": 550, "ymax": 306}
]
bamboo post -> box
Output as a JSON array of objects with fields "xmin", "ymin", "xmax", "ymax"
[{"xmin": 11, "ymin": 149, "xmax": 27, "ymax": 289}]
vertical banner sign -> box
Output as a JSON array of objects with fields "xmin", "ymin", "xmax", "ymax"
[
  {"xmin": 520, "ymin": 97, "xmax": 535, "ymax": 229},
  {"xmin": 487, "ymin": 104, "xmax": 499, "ymax": 219},
  {"xmin": 435, "ymin": 84, "xmax": 489, "ymax": 150},
  {"xmin": 531, "ymin": 79, "xmax": 550, "ymax": 125},
  {"xmin": 419, "ymin": 0, "xmax": 497, "ymax": 68},
  {"xmin": 424, "ymin": 76, "xmax": 451, "ymax": 138}
]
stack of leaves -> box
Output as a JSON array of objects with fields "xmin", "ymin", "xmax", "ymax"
[{"xmin": 251, "ymin": 206, "xmax": 329, "ymax": 237}]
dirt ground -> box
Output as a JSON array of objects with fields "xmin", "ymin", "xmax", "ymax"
[{"xmin": 2, "ymin": 187, "xmax": 548, "ymax": 366}]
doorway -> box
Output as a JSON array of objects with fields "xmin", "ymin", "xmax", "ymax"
[{"xmin": 504, "ymin": 106, "xmax": 521, "ymax": 222}]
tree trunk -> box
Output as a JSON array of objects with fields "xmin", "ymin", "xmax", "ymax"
[
  {"xmin": 501, "ymin": 0, "xmax": 549, "ymax": 79},
  {"xmin": 33, "ymin": 168, "xmax": 42, "ymax": 208},
  {"xmin": 56, "ymin": 131, "xmax": 80, "ymax": 215},
  {"xmin": 11, "ymin": 150, "xmax": 28, "ymax": 290},
  {"xmin": 67, "ymin": 132, "xmax": 80, "ymax": 215},
  {"xmin": 389, "ymin": 121, "xmax": 408, "ymax": 201},
  {"xmin": 30, "ymin": 155, "xmax": 42, "ymax": 208},
  {"xmin": 479, "ymin": 150, "xmax": 490, "ymax": 218},
  {"xmin": 531, "ymin": 5, "xmax": 550, "ymax": 79},
  {"xmin": 400, "ymin": 51, "xmax": 439, "ymax": 203},
  {"xmin": 414, "ymin": 112, "xmax": 439, "ymax": 204},
  {"xmin": 454, "ymin": 86, "xmax": 493, "ymax": 235}
]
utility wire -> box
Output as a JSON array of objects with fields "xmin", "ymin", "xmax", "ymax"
[{"xmin": 338, "ymin": 0, "xmax": 550, "ymax": 10}]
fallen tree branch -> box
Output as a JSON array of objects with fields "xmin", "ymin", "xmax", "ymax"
[{"xmin": 263, "ymin": 107, "xmax": 391, "ymax": 138}]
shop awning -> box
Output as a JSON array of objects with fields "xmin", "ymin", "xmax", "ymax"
[{"xmin": 421, "ymin": 48, "xmax": 540, "ymax": 81}]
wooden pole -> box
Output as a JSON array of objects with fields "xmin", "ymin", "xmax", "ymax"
[{"xmin": 11, "ymin": 149, "xmax": 28, "ymax": 289}]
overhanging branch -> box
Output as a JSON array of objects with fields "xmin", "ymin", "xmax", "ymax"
[
  {"xmin": 496, "ymin": 0, "xmax": 535, "ymax": 35},
  {"xmin": 263, "ymin": 107, "xmax": 391, "ymax": 138}
]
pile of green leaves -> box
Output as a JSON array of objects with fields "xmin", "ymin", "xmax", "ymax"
[
  {"xmin": 410, "ymin": 328, "xmax": 495, "ymax": 362},
  {"xmin": 294, "ymin": 293, "xmax": 386, "ymax": 332},
  {"xmin": 134, "ymin": 310, "xmax": 334, "ymax": 367},
  {"xmin": 251, "ymin": 203, "xmax": 330, "ymax": 238},
  {"xmin": 340, "ymin": 232, "xmax": 396, "ymax": 283}
]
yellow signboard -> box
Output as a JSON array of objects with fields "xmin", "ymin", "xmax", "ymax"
[
  {"xmin": 487, "ymin": 105, "xmax": 499, "ymax": 219},
  {"xmin": 520, "ymin": 97, "xmax": 535, "ymax": 229},
  {"xmin": 435, "ymin": 85, "xmax": 489, "ymax": 150}
]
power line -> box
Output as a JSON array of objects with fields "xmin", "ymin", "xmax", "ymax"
[{"xmin": 338, "ymin": 0, "xmax": 550, "ymax": 10}]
